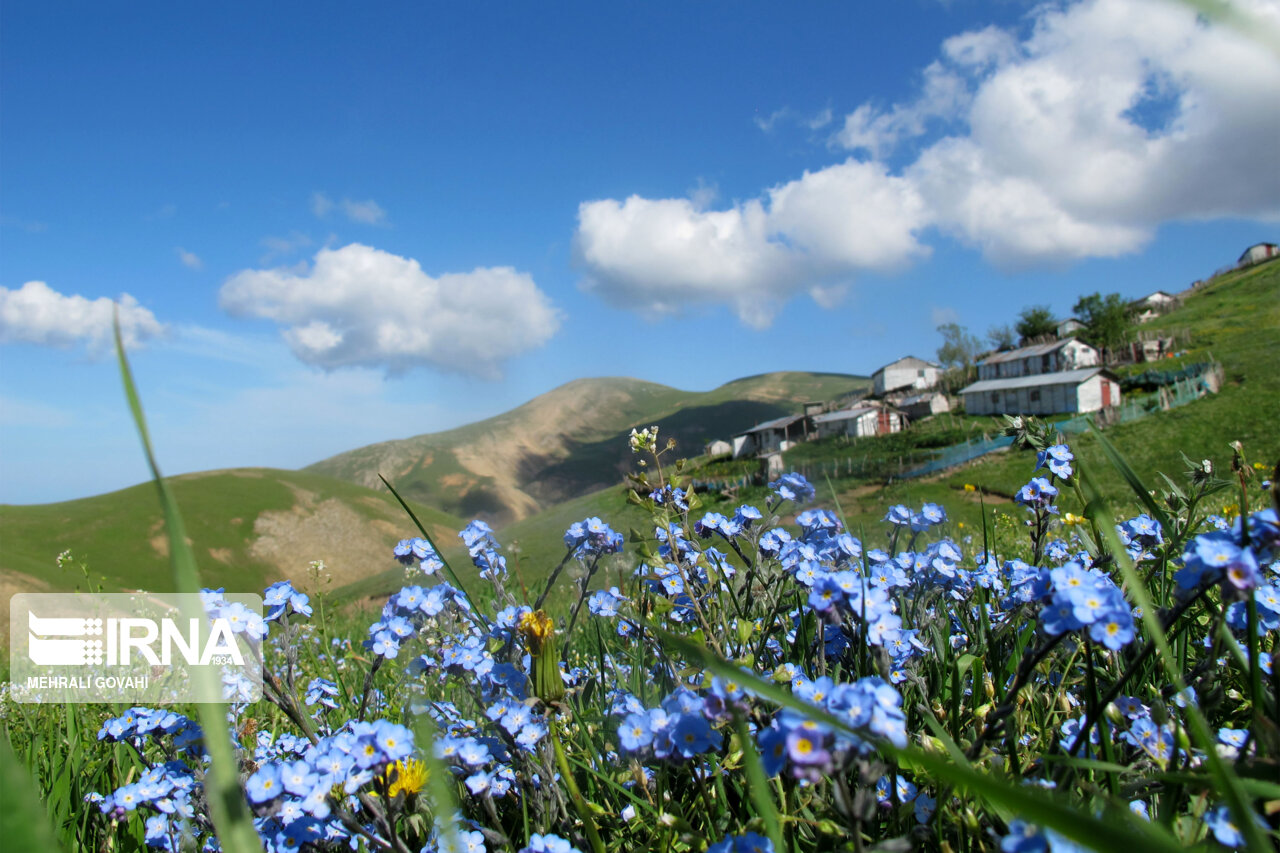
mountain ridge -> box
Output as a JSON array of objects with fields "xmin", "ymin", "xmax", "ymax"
[{"xmin": 305, "ymin": 371, "xmax": 869, "ymax": 524}]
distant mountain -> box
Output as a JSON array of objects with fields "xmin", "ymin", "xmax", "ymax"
[
  {"xmin": 306, "ymin": 371, "xmax": 868, "ymax": 525},
  {"xmin": 0, "ymin": 468, "xmax": 465, "ymax": 599}
]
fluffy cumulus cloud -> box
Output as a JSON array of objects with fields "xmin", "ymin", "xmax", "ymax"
[
  {"xmin": 576, "ymin": 160, "xmax": 930, "ymax": 328},
  {"xmin": 219, "ymin": 243, "xmax": 560, "ymax": 377},
  {"xmin": 863, "ymin": 0, "xmax": 1280, "ymax": 265},
  {"xmin": 576, "ymin": 0, "xmax": 1280, "ymax": 322},
  {"xmin": 0, "ymin": 281, "xmax": 166, "ymax": 352}
]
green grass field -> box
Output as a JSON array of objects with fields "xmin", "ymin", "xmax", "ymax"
[{"xmin": 0, "ymin": 468, "xmax": 464, "ymax": 595}]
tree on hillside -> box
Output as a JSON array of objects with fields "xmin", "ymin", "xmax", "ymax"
[
  {"xmin": 1073, "ymin": 292, "xmax": 1135, "ymax": 354},
  {"xmin": 1015, "ymin": 305, "xmax": 1057, "ymax": 342},
  {"xmin": 936, "ymin": 322, "xmax": 982, "ymax": 372},
  {"xmin": 988, "ymin": 323, "xmax": 1017, "ymax": 351}
]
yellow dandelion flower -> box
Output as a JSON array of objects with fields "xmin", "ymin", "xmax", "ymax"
[
  {"xmin": 383, "ymin": 758, "xmax": 428, "ymax": 798},
  {"xmin": 963, "ymin": 484, "xmax": 976, "ymax": 492}
]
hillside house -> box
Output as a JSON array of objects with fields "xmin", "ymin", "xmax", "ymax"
[
  {"xmin": 872, "ymin": 356, "xmax": 941, "ymax": 396},
  {"xmin": 1132, "ymin": 291, "xmax": 1178, "ymax": 324},
  {"xmin": 732, "ymin": 414, "xmax": 812, "ymax": 459},
  {"xmin": 960, "ymin": 368, "xmax": 1121, "ymax": 416},
  {"xmin": 812, "ymin": 405, "xmax": 904, "ymax": 440},
  {"xmin": 976, "ymin": 339, "xmax": 1099, "ymax": 382},
  {"xmin": 1056, "ymin": 318, "xmax": 1086, "ymax": 338},
  {"xmin": 704, "ymin": 439, "xmax": 732, "ymax": 458},
  {"xmin": 898, "ymin": 391, "xmax": 950, "ymax": 420},
  {"xmin": 1238, "ymin": 242, "xmax": 1279, "ymax": 267}
]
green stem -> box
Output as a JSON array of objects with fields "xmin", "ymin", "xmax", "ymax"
[{"xmin": 550, "ymin": 721, "xmax": 605, "ymax": 853}]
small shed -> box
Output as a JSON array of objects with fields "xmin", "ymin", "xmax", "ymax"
[
  {"xmin": 898, "ymin": 391, "xmax": 951, "ymax": 421},
  {"xmin": 732, "ymin": 414, "xmax": 811, "ymax": 459},
  {"xmin": 1056, "ymin": 318, "xmax": 1086, "ymax": 338},
  {"xmin": 960, "ymin": 368, "xmax": 1121, "ymax": 416},
  {"xmin": 1238, "ymin": 242, "xmax": 1278, "ymax": 267},
  {"xmin": 976, "ymin": 338, "xmax": 1099, "ymax": 382},
  {"xmin": 872, "ymin": 356, "xmax": 942, "ymax": 396},
  {"xmin": 812, "ymin": 406, "xmax": 904, "ymax": 440},
  {"xmin": 704, "ymin": 439, "xmax": 733, "ymax": 458},
  {"xmin": 1132, "ymin": 291, "xmax": 1178, "ymax": 324}
]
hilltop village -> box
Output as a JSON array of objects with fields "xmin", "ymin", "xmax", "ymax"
[{"xmin": 707, "ymin": 242, "xmax": 1275, "ymax": 476}]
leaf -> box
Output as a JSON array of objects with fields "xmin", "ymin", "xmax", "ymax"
[
  {"xmin": 114, "ymin": 314, "xmax": 266, "ymax": 853},
  {"xmin": 1087, "ymin": 423, "xmax": 1171, "ymax": 533},
  {"xmin": 733, "ymin": 715, "xmax": 784, "ymax": 853}
]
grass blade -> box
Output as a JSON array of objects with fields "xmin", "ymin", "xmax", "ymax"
[
  {"xmin": 378, "ymin": 473, "xmax": 489, "ymax": 626},
  {"xmin": 114, "ymin": 313, "xmax": 265, "ymax": 853},
  {"xmin": 733, "ymin": 714, "xmax": 784, "ymax": 853},
  {"xmin": 1087, "ymin": 423, "xmax": 1172, "ymax": 534}
]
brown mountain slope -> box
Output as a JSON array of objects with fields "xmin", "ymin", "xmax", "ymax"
[{"xmin": 305, "ymin": 372, "xmax": 867, "ymax": 525}]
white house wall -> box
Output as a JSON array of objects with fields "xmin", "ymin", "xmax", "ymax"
[
  {"xmin": 963, "ymin": 376, "xmax": 1120, "ymax": 416},
  {"xmin": 878, "ymin": 366, "xmax": 939, "ymax": 394}
]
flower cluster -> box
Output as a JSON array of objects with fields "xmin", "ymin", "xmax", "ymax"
[
  {"xmin": 757, "ymin": 676, "xmax": 908, "ymax": 782},
  {"xmin": 612, "ymin": 687, "xmax": 724, "ymax": 762},
  {"xmin": 69, "ymin": 424, "xmax": 1279, "ymax": 853},
  {"xmin": 394, "ymin": 536, "xmax": 446, "ymax": 576},
  {"xmin": 563, "ymin": 516, "xmax": 624, "ymax": 558}
]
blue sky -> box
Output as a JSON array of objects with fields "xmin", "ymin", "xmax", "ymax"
[{"xmin": 2, "ymin": 0, "xmax": 1278, "ymax": 504}]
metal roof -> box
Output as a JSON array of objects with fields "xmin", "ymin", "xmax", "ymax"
[
  {"xmin": 738, "ymin": 414, "xmax": 807, "ymax": 435},
  {"xmin": 959, "ymin": 368, "xmax": 1109, "ymax": 395},
  {"xmin": 897, "ymin": 391, "xmax": 943, "ymax": 407},
  {"xmin": 873, "ymin": 355, "xmax": 939, "ymax": 374},
  {"xmin": 812, "ymin": 406, "xmax": 879, "ymax": 424},
  {"xmin": 979, "ymin": 338, "xmax": 1092, "ymax": 366}
]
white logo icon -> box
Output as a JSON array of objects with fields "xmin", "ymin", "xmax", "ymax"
[{"xmin": 27, "ymin": 614, "xmax": 105, "ymax": 666}]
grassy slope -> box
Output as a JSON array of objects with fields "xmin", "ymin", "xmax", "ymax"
[
  {"xmin": 931, "ymin": 261, "xmax": 1279, "ymax": 494},
  {"xmin": 0, "ymin": 468, "xmax": 466, "ymax": 595},
  {"xmin": 334, "ymin": 260, "xmax": 1278, "ymax": 603},
  {"xmin": 306, "ymin": 372, "xmax": 868, "ymax": 524}
]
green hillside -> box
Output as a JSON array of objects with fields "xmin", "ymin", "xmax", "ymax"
[
  {"xmin": 0, "ymin": 468, "xmax": 466, "ymax": 597},
  {"xmin": 332, "ymin": 257, "xmax": 1280, "ymax": 605},
  {"xmin": 930, "ymin": 259, "xmax": 1279, "ymax": 498},
  {"xmin": 306, "ymin": 371, "xmax": 867, "ymax": 525}
]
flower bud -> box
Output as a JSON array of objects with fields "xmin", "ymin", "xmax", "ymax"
[{"xmin": 518, "ymin": 610, "xmax": 564, "ymax": 704}]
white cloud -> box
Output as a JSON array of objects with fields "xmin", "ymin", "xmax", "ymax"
[
  {"xmin": 311, "ymin": 191, "xmax": 389, "ymax": 225},
  {"xmin": 575, "ymin": 159, "xmax": 930, "ymax": 328},
  {"xmin": 341, "ymin": 199, "xmax": 387, "ymax": 225},
  {"xmin": 0, "ymin": 281, "xmax": 166, "ymax": 352},
  {"xmin": 834, "ymin": 61, "xmax": 970, "ymax": 158},
  {"xmin": 176, "ymin": 247, "xmax": 203, "ymax": 270},
  {"xmin": 807, "ymin": 107, "xmax": 834, "ymax": 130},
  {"xmin": 755, "ymin": 106, "xmax": 836, "ymax": 133},
  {"xmin": 219, "ymin": 243, "xmax": 561, "ymax": 377},
  {"xmin": 577, "ymin": 0, "xmax": 1280, "ymax": 315},
  {"xmin": 753, "ymin": 107, "xmax": 792, "ymax": 132},
  {"xmin": 864, "ymin": 0, "xmax": 1280, "ymax": 265},
  {"xmin": 310, "ymin": 192, "xmax": 334, "ymax": 218},
  {"xmin": 942, "ymin": 25, "xmax": 1021, "ymax": 69},
  {"xmin": 260, "ymin": 231, "xmax": 314, "ymax": 263}
]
